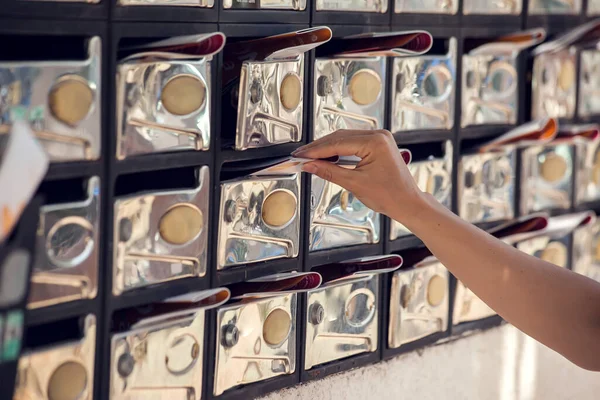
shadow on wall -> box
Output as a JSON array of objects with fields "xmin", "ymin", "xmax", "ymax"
[{"xmin": 260, "ymin": 325, "xmax": 600, "ymax": 400}]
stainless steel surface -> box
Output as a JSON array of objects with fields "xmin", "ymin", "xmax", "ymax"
[
  {"xmin": 589, "ymin": 0, "xmax": 600, "ymax": 14},
  {"xmin": 214, "ymin": 293, "xmax": 297, "ymax": 396},
  {"xmin": 392, "ymin": 38, "xmax": 457, "ymax": 132},
  {"xmin": 110, "ymin": 290, "xmax": 228, "ymax": 400},
  {"xmin": 458, "ymin": 148, "xmax": 516, "ymax": 224},
  {"xmin": 117, "ymin": 59, "xmax": 212, "ymax": 159},
  {"xmin": 575, "ymin": 137, "xmax": 600, "ymax": 204},
  {"xmin": 235, "ymin": 57, "xmax": 304, "ymax": 150},
  {"xmin": 394, "ymin": 0, "xmax": 458, "ymax": 14},
  {"xmin": 517, "ymin": 236, "xmax": 569, "ymax": 266},
  {"xmin": 0, "ymin": 37, "xmax": 101, "ymax": 162},
  {"xmin": 217, "ymin": 174, "xmax": 301, "ymax": 269},
  {"xmin": 13, "ymin": 315, "xmax": 96, "ymax": 400},
  {"xmin": 461, "ymin": 52, "xmax": 520, "ymax": 127},
  {"xmin": 113, "ymin": 167, "xmax": 209, "ymax": 295},
  {"xmin": 29, "ymin": 177, "xmax": 100, "ymax": 309},
  {"xmin": 313, "ymin": 57, "xmax": 386, "ymax": 140},
  {"xmin": 223, "ymin": 0, "xmax": 305, "ymax": 9},
  {"xmin": 578, "ymin": 49, "xmax": 600, "ymax": 118},
  {"xmin": 453, "ymin": 280, "xmax": 496, "ymax": 325},
  {"xmin": 119, "ymin": 0, "xmax": 213, "ymax": 6},
  {"xmin": 532, "ymin": 50, "xmax": 577, "ymax": 120},
  {"xmin": 305, "ymin": 275, "xmax": 379, "ymax": 369},
  {"xmin": 309, "ymin": 176, "xmax": 380, "ymax": 251},
  {"xmin": 520, "ymin": 144, "xmax": 573, "ymax": 214},
  {"xmin": 528, "ymin": 0, "xmax": 581, "ymax": 14},
  {"xmin": 316, "ymin": 0, "xmax": 388, "ymax": 12},
  {"xmin": 389, "ymin": 260, "xmax": 449, "ymax": 347},
  {"xmin": 463, "ymin": 0, "xmax": 522, "ymax": 14},
  {"xmin": 391, "ymin": 142, "xmax": 453, "ymax": 239}
]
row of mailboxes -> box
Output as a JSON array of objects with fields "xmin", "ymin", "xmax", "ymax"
[
  {"xmin": 29, "ymin": 0, "xmax": 600, "ymax": 15},
  {"xmin": 18, "ymin": 117, "xmax": 600, "ymax": 311},
  {"xmin": 2, "ymin": 22, "xmax": 600, "ymax": 167},
  {"xmin": 13, "ymin": 214, "xmax": 600, "ymax": 400}
]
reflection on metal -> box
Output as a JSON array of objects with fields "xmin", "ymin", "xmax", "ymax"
[
  {"xmin": 214, "ymin": 293, "xmax": 297, "ymax": 396},
  {"xmin": 223, "ymin": 0, "xmax": 305, "ymax": 9},
  {"xmin": 310, "ymin": 176, "xmax": 380, "ymax": 251},
  {"xmin": 28, "ymin": 177, "xmax": 100, "ymax": 309},
  {"xmin": 113, "ymin": 167, "xmax": 209, "ymax": 295},
  {"xmin": 578, "ymin": 49, "xmax": 600, "ymax": 118},
  {"xmin": 13, "ymin": 315, "xmax": 96, "ymax": 400},
  {"xmin": 305, "ymin": 275, "xmax": 380, "ymax": 369},
  {"xmin": 392, "ymin": 38, "xmax": 457, "ymax": 132},
  {"xmin": 462, "ymin": 30, "xmax": 546, "ymax": 127},
  {"xmin": 520, "ymin": 144, "xmax": 573, "ymax": 214},
  {"xmin": 458, "ymin": 148, "xmax": 516, "ymax": 224},
  {"xmin": 391, "ymin": 142, "xmax": 453, "ymax": 239},
  {"xmin": 110, "ymin": 289, "xmax": 230, "ymax": 400},
  {"xmin": 395, "ymin": 0, "xmax": 458, "ymax": 14},
  {"xmin": 589, "ymin": 0, "xmax": 600, "ymax": 15},
  {"xmin": 463, "ymin": 0, "xmax": 522, "ymax": 14},
  {"xmin": 235, "ymin": 59, "xmax": 304, "ymax": 150},
  {"xmin": 0, "ymin": 37, "xmax": 101, "ymax": 162},
  {"xmin": 389, "ymin": 258, "xmax": 449, "ymax": 347},
  {"xmin": 117, "ymin": 59, "xmax": 213, "ymax": 159},
  {"xmin": 528, "ymin": 0, "xmax": 581, "ymax": 14},
  {"xmin": 120, "ymin": 0, "xmax": 213, "ymax": 6},
  {"xmin": 313, "ymin": 57, "xmax": 386, "ymax": 140},
  {"xmin": 217, "ymin": 174, "xmax": 301, "ymax": 269},
  {"xmin": 532, "ymin": 21, "xmax": 600, "ymax": 120},
  {"xmin": 316, "ymin": 0, "xmax": 388, "ymax": 12}
]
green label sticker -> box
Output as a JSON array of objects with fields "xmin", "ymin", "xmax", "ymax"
[{"xmin": 3, "ymin": 311, "xmax": 23, "ymax": 362}]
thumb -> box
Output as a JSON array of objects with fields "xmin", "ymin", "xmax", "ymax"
[{"xmin": 302, "ymin": 161, "xmax": 356, "ymax": 190}]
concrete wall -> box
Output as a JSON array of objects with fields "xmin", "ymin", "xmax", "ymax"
[{"xmin": 260, "ymin": 325, "xmax": 600, "ymax": 400}]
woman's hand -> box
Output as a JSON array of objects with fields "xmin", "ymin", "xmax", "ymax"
[{"xmin": 292, "ymin": 129, "xmax": 425, "ymax": 223}]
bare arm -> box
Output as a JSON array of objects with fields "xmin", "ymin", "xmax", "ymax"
[{"xmin": 294, "ymin": 129, "xmax": 600, "ymax": 371}]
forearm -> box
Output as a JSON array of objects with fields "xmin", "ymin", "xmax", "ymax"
[{"xmin": 399, "ymin": 193, "xmax": 600, "ymax": 371}]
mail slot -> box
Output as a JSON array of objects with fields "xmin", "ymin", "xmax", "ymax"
[
  {"xmin": 389, "ymin": 250, "xmax": 448, "ymax": 348},
  {"xmin": 218, "ymin": 171, "xmax": 301, "ymax": 269},
  {"xmin": 305, "ymin": 255, "xmax": 402, "ymax": 369},
  {"xmin": 462, "ymin": 29, "xmax": 545, "ymax": 127},
  {"xmin": 113, "ymin": 166, "xmax": 210, "ymax": 295},
  {"xmin": 392, "ymin": 37, "xmax": 456, "ymax": 132},
  {"xmin": 213, "ymin": 272, "xmax": 321, "ymax": 396},
  {"xmin": 532, "ymin": 21, "xmax": 600, "ymax": 120},
  {"xmin": 29, "ymin": 177, "xmax": 100, "ymax": 309},
  {"xmin": 110, "ymin": 289, "xmax": 229, "ymax": 400},
  {"xmin": 0, "ymin": 37, "xmax": 101, "ymax": 162},
  {"xmin": 222, "ymin": 28, "xmax": 331, "ymax": 150},
  {"xmin": 119, "ymin": 0, "xmax": 213, "ymax": 6},
  {"xmin": 12, "ymin": 315, "xmax": 96, "ymax": 400},
  {"xmin": 117, "ymin": 33, "xmax": 225, "ymax": 159}
]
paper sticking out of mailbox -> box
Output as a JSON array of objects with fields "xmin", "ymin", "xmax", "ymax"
[
  {"xmin": 312, "ymin": 254, "xmax": 403, "ymax": 285},
  {"xmin": 228, "ymin": 272, "xmax": 323, "ymax": 299},
  {"xmin": 119, "ymin": 32, "xmax": 227, "ymax": 62}
]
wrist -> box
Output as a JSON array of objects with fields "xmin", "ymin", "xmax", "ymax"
[{"xmin": 389, "ymin": 190, "xmax": 436, "ymax": 231}]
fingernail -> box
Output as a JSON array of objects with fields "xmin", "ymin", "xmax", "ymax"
[
  {"xmin": 291, "ymin": 146, "xmax": 305, "ymax": 156},
  {"xmin": 302, "ymin": 163, "xmax": 318, "ymax": 174},
  {"xmin": 293, "ymin": 150, "xmax": 307, "ymax": 158}
]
